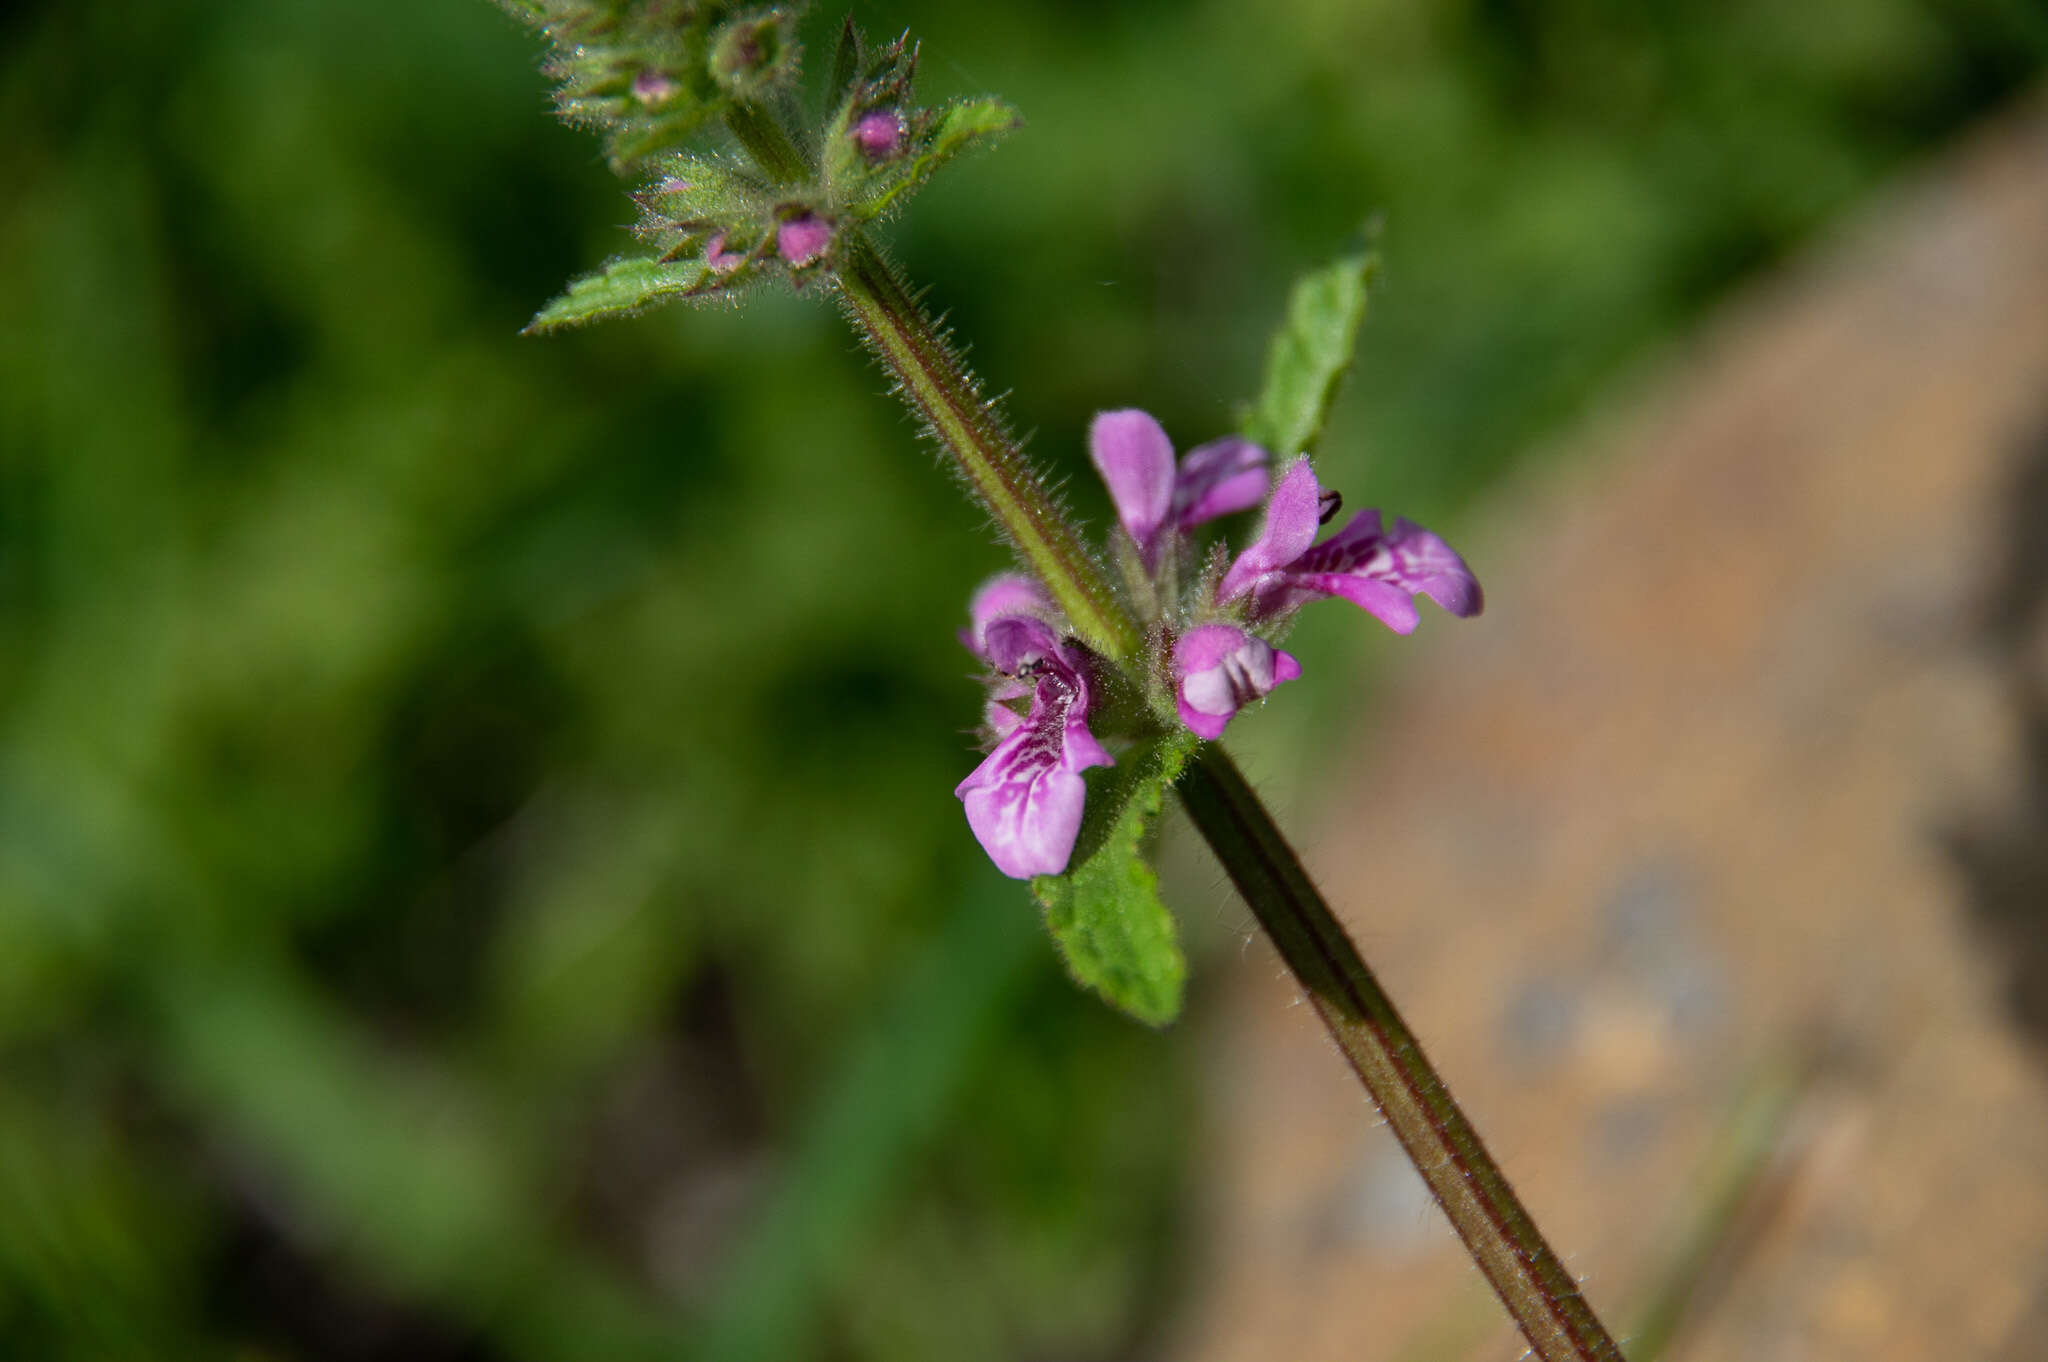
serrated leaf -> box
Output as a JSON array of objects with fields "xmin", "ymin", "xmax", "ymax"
[
  {"xmin": 916, "ymin": 97, "xmax": 1021, "ymax": 184},
  {"xmin": 635, "ymin": 152, "xmax": 768, "ymax": 229},
  {"xmin": 1241, "ymin": 243, "xmax": 1378, "ymax": 461},
  {"xmin": 524, "ymin": 254, "xmax": 730, "ymax": 332},
  {"xmin": 1031, "ymin": 734, "xmax": 1195, "ymax": 1026},
  {"xmin": 928, "ymin": 97, "xmax": 1021, "ymax": 151}
]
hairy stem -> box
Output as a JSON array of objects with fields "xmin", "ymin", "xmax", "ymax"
[
  {"xmin": 832, "ymin": 233, "xmax": 1142, "ymax": 661},
  {"xmin": 727, "ymin": 99, "xmax": 1136, "ymax": 658},
  {"xmin": 1177, "ymin": 745, "xmax": 1627, "ymax": 1362},
  {"xmin": 811, "ymin": 160, "xmax": 1619, "ymax": 1352}
]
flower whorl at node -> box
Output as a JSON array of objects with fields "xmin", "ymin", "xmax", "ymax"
[{"xmin": 952, "ymin": 410, "xmax": 1482, "ymax": 879}]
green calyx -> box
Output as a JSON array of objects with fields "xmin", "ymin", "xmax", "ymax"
[{"xmin": 503, "ymin": 0, "xmax": 776, "ymax": 172}]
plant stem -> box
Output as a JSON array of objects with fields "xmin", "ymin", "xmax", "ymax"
[
  {"xmin": 722, "ymin": 104, "xmax": 1137, "ymax": 659},
  {"xmin": 833, "ymin": 233, "xmax": 1142, "ymax": 662},
  {"xmin": 820, "ymin": 188, "xmax": 1620, "ymax": 1356},
  {"xmin": 1176, "ymin": 745, "xmax": 1626, "ymax": 1362}
]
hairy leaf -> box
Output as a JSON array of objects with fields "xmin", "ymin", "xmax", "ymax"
[
  {"xmin": 1031, "ymin": 733, "xmax": 1195, "ymax": 1026},
  {"xmin": 525, "ymin": 254, "xmax": 736, "ymax": 332},
  {"xmin": 893, "ymin": 98, "xmax": 1020, "ymax": 206},
  {"xmin": 1242, "ymin": 242, "xmax": 1378, "ymax": 461}
]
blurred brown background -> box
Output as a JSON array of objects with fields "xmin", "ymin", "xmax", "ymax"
[{"xmin": 1183, "ymin": 92, "xmax": 2048, "ymax": 1362}]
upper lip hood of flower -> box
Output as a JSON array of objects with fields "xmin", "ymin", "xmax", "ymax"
[
  {"xmin": 961, "ymin": 573, "xmax": 1056, "ymax": 659},
  {"xmin": 951, "ymin": 420, "xmax": 1483, "ymax": 879},
  {"xmin": 1089, "ymin": 410, "xmax": 1271, "ymax": 571}
]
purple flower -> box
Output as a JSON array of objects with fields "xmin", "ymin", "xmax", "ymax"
[
  {"xmin": 956, "ymin": 610, "xmax": 1113, "ymax": 879},
  {"xmin": 1173, "ymin": 624, "xmax": 1301, "ymax": 740},
  {"xmin": 1089, "ymin": 410, "xmax": 1270, "ymax": 570},
  {"xmin": 852, "ymin": 109, "xmax": 904, "ymax": 161},
  {"xmin": 1218, "ymin": 458, "xmax": 1482, "ymax": 633},
  {"xmin": 776, "ymin": 213, "xmax": 833, "ymax": 267}
]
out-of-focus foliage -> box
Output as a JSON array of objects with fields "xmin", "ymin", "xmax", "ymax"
[{"xmin": 0, "ymin": 0, "xmax": 2040, "ymax": 1358}]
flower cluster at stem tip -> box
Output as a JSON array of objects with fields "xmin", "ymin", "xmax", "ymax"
[{"xmin": 956, "ymin": 411, "xmax": 1484, "ymax": 879}]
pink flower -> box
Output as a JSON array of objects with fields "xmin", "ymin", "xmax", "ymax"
[
  {"xmin": 1173, "ymin": 624, "xmax": 1300, "ymax": 740},
  {"xmin": 1088, "ymin": 409, "xmax": 1270, "ymax": 570},
  {"xmin": 1218, "ymin": 457, "xmax": 1482, "ymax": 633},
  {"xmin": 955, "ymin": 599, "xmax": 1112, "ymax": 879}
]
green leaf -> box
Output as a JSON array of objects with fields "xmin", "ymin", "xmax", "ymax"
[
  {"xmin": 524, "ymin": 254, "xmax": 731, "ymax": 333},
  {"xmin": 827, "ymin": 15, "xmax": 861, "ymax": 106},
  {"xmin": 927, "ymin": 97, "xmax": 1022, "ymax": 155},
  {"xmin": 1031, "ymin": 733, "xmax": 1195, "ymax": 1026},
  {"xmin": 1241, "ymin": 240, "xmax": 1378, "ymax": 461}
]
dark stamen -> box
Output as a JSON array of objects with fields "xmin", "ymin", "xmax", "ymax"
[{"xmin": 1318, "ymin": 489, "xmax": 1343, "ymax": 525}]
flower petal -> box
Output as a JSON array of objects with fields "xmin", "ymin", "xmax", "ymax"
[
  {"xmin": 1217, "ymin": 457, "xmax": 1325, "ymax": 606},
  {"xmin": 962, "ymin": 569, "xmax": 1056, "ymax": 655},
  {"xmin": 1312, "ymin": 573, "xmax": 1420, "ymax": 634},
  {"xmin": 956, "ymin": 733, "xmax": 1090, "ymax": 878},
  {"xmin": 979, "ymin": 613, "xmax": 1067, "ymax": 678},
  {"xmin": 1293, "ymin": 509, "xmax": 1483, "ymax": 630},
  {"xmin": 983, "ymin": 677, "xmax": 1031, "ymax": 740},
  {"xmin": 1389, "ymin": 516, "xmax": 1485, "ymax": 618},
  {"xmin": 955, "ymin": 666, "xmax": 1113, "ymax": 879},
  {"xmin": 1173, "ymin": 624, "xmax": 1301, "ymax": 740},
  {"xmin": 1172, "ymin": 437, "xmax": 1270, "ymax": 529},
  {"xmin": 1089, "ymin": 409, "xmax": 1175, "ymax": 561},
  {"xmin": 961, "ymin": 574, "xmax": 1055, "ymax": 658}
]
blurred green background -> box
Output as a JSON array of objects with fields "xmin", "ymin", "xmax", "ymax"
[{"xmin": 2, "ymin": 1, "xmax": 2043, "ymax": 1358}]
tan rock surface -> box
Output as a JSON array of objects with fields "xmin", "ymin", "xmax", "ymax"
[{"xmin": 1182, "ymin": 91, "xmax": 2048, "ymax": 1362}]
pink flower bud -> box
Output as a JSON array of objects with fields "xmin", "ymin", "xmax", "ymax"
[
  {"xmin": 704, "ymin": 232, "xmax": 745, "ymax": 273},
  {"xmin": 631, "ymin": 69, "xmax": 681, "ymax": 107},
  {"xmin": 852, "ymin": 110, "xmax": 904, "ymax": 162},
  {"xmin": 776, "ymin": 213, "xmax": 833, "ymax": 267}
]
